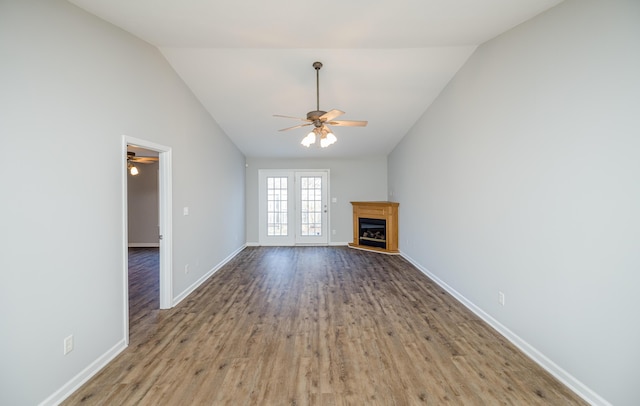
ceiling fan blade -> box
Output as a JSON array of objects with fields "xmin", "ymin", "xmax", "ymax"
[
  {"xmin": 273, "ymin": 114, "xmax": 309, "ymax": 121},
  {"xmin": 320, "ymin": 109, "xmax": 345, "ymax": 122},
  {"xmin": 278, "ymin": 123, "xmax": 313, "ymax": 132},
  {"xmin": 131, "ymin": 157, "xmax": 159, "ymax": 163},
  {"xmin": 327, "ymin": 120, "xmax": 368, "ymax": 127}
]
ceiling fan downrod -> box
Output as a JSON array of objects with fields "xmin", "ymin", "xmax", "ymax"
[
  {"xmin": 313, "ymin": 61, "xmax": 322, "ymax": 112},
  {"xmin": 306, "ymin": 62, "xmax": 326, "ymax": 122},
  {"xmin": 273, "ymin": 60, "xmax": 367, "ymax": 139}
]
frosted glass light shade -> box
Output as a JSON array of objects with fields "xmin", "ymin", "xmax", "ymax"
[
  {"xmin": 320, "ymin": 132, "xmax": 336, "ymax": 148},
  {"xmin": 301, "ymin": 132, "xmax": 316, "ymax": 147}
]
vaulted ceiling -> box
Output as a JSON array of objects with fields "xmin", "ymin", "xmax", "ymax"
[{"xmin": 68, "ymin": 0, "xmax": 563, "ymax": 158}]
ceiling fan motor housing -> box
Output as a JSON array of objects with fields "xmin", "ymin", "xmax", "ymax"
[{"xmin": 307, "ymin": 110, "xmax": 327, "ymax": 123}]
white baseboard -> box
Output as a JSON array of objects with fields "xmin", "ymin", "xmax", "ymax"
[
  {"xmin": 128, "ymin": 242, "xmax": 160, "ymax": 248},
  {"xmin": 39, "ymin": 339, "xmax": 127, "ymax": 406},
  {"xmin": 172, "ymin": 244, "xmax": 247, "ymax": 306},
  {"xmin": 329, "ymin": 241, "xmax": 349, "ymax": 246},
  {"xmin": 400, "ymin": 251, "xmax": 611, "ymax": 406},
  {"xmin": 245, "ymin": 242, "xmax": 348, "ymax": 247}
]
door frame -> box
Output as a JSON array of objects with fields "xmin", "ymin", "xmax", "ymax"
[
  {"xmin": 258, "ymin": 169, "xmax": 330, "ymax": 246},
  {"xmin": 258, "ymin": 170, "xmax": 295, "ymax": 246},
  {"xmin": 294, "ymin": 171, "xmax": 329, "ymax": 245},
  {"xmin": 122, "ymin": 135, "xmax": 173, "ymax": 345}
]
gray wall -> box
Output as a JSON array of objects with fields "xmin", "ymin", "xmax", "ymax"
[
  {"xmin": 245, "ymin": 156, "xmax": 388, "ymax": 244},
  {"xmin": 388, "ymin": 1, "xmax": 640, "ymax": 404},
  {"xmin": 127, "ymin": 161, "xmax": 159, "ymax": 246},
  {"xmin": 0, "ymin": 1, "xmax": 245, "ymax": 404}
]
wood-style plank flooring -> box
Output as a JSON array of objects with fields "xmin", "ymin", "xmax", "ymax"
[
  {"xmin": 127, "ymin": 247, "xmax": 161, "ymax": 345},
  {"xmin": 63, "ymin": 246, "xmax": 586, "ymax": 405}
]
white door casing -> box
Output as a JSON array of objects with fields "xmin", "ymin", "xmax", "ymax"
[
  {"xmin": 258, "ymin": 169, "xmax": 329, "ymax": 246},
  {"xmin": 258, "ymin": 170, "xmax": 295, "ymax": 246},
  {"xmin": 123, "ymin": 135, "xmax": 173, "ymax": 344},
  {"xmin": 294, "ymin": 171, "xmax": 328, "ymax": 245}
]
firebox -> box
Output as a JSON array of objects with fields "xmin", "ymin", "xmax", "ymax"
[{"xmin": 358, "ymin": 218, "xmax": 387, "ymax": 249}]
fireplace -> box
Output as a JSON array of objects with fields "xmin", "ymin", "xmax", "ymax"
[
  {"xmin": 349, "ymin": 201, "xmax": 399, "ymax": 254},
  {"xmin": 359, "ymin": 218, "xmax": 387, "ymax": 249}
]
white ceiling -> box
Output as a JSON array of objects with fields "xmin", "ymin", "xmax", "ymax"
[{"xmin": 68, "ymin": 0, "xmax": 563, "ymax": 158}]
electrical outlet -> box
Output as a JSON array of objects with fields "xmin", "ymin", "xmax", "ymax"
[
  {"xmin": 184, "ymin": 264, "xmax": 189, "ymax": 274},
  {"xmin": 64, "ymin": 335, "xmax": 73, "ymax": 355},
  {"xmin": 332, "ymin": 229, "xmax": 336, "ymax": 235},
  {"xmin": 498, "ymin": 291, "xmax": 505, "ymax": 306}
]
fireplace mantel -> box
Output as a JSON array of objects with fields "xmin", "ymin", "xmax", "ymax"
[{"xmin": 349, "ymin": 201, "xmax": 399, "ymax": 254}]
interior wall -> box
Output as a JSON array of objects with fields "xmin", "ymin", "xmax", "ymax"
[
  {"xmin": 245, "ymin": 156, "xmax": 388, "ymax": 244},
  {"xmin": 387, "ymin": 1, "xmax": 640, "ymax": 405},
  {"xmin": 0, "ymin": 1, "xmax": 245, "ymax": 405},
  {"xmin": 127, "ymin": 160, "xmax": 159, "ymax": 246}
]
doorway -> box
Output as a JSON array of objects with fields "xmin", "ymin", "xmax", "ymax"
[
  {"xmin": 122, "ymin": 136, "xmax": 172, "ymax": 344},
  {"xmin": 258, "ymin": 169, "xmax": 329, "ymax": 246}
]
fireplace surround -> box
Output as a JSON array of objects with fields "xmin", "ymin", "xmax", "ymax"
[{"xmin": 349, "ymin": 201, "xmax": 399, "ymax": 254}]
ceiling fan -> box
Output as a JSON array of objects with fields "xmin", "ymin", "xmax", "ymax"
[
  {"xmin": 274, "ymin": 61, "xmax": 367, "ymax": 148},
  {"xmin": 127, "ymin": 151, "xmax": 157, "ymax": 175}
]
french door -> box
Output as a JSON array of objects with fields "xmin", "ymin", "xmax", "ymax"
[{"xmin": 258, "ymin": 170, "xmax": 329, "ymax": 246}]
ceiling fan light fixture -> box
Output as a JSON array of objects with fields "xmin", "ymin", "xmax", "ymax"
[
  {"xmin": 127, "ymin": 159, "xmax": 139, "ymax": 175},
  {"xmin": 275, "ymin": 61, "xmax": 367, "ymax": 149},
  {"xmin": 301, "ymin": 132, "xmax": 316, "ymax": 147},
  {"xmin": 320, "ymin": 131, "xmax": 337, "ymax": 148}
]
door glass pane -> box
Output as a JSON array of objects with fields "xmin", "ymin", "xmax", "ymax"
[
  {"xmin": 267, "ymin": 177, "xmax": 288, "ymax": 236},
  {"xmin": 300, "ymin": 176, "xmax": 322, "ymax": 236}
]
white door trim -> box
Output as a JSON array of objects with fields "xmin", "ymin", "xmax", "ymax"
[
  {"xmin": 258, "ymin": 170, "xmax": 295, "ymax": 246},
  {"xmin": 258, "ymin": 169, "xmax": 330, "ymax": 246},
  {"xmin": 122, "ymin": 136, "xmax": 173, "ymax": 344},
  {"xmin": 294, "ymin": 171, "xmax": 329, "ymax": 245}
]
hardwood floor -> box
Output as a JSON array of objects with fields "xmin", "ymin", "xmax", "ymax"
[
  {"xmin": 63, "ymin": 246, "xmax": 586, "ymax": 405},
  {"xmin": 127, "ymin": 247, "xmax": 161, "ymax": 346}
]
